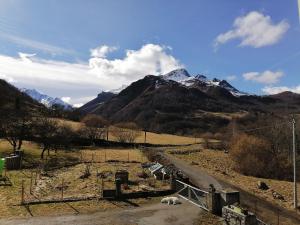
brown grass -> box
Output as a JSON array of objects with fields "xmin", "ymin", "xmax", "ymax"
[
  {"xmin": 54, "ymin": 118, "xmax": 201, "ymax": 145},
  {"xmin": 168, "ymin": 145, "xmax": 300, "ymax": 213},
  {"xmin": 0, "ymin": 142, "xmax": 167, "ymax": 219}
]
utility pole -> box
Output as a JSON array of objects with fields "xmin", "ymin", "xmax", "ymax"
[{"xmin": 292, "ymin": 118, "xmax": 298, "ymax": 209}]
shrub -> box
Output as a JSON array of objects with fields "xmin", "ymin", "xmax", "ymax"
[{"xmin": 230, "ymin": 134, "xmax": 292, "ymax": 180}]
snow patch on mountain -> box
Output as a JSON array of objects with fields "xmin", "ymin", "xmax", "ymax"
[
  {"xmin": 21, "ymin": 88, "xmax": 72, "ymax": 109},
  {"xmin": 162, "ymin": 69, "xmax": 247, "ymax": 97}
]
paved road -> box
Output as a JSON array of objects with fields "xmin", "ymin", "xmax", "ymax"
[
  {"xmin": 164, "ymin": 153, "xmax": 300, "ymax": 225},
  {"xmin": 0, "ymin": 201, "xmax": 201, "ymax": 225},
  {"xmin": 163, "ymin": 153, "xmax": 222, "ymax": 191}
]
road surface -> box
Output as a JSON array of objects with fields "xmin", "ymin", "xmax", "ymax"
[
  {"xmin": 0, "ymin": 201, "xmax": 202, "ymax": 225},
  {"xmin": 164, "ymin": 153, "xmax": 300, "ymax": 225}
]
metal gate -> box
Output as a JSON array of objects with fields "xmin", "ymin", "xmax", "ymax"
[{"xmin": 175, "ymin": 180, "xmax": 209, "ymax": 211}]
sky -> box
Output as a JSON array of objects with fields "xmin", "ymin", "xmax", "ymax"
[{"xmin": 0, "ymin": 0, "xmax": 300, "ymax": 107}]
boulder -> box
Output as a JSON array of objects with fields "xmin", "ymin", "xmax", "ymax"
[{"xmin": 257, "ymin": 181, "xmax": 269, "ymax": 190}]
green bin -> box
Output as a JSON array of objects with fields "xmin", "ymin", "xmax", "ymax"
[{"xmin": 0, "ymin": 158, "xmax": 5, "ymax": 175}]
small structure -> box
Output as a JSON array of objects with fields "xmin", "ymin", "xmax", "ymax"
[
  {"xmin": 148, "ymin": 163, "xmax": 164, "ymax": 180},
  {"xmin": 5, "ymin": 155, "xmax": 21, "ymax": 170},
  {"xmin": 115, "ymin": 170, "xmax": 129, "ymax": 184},
  {"xmin": 222, "ymin": 205, "xmax": 258, "ymax": 225}
]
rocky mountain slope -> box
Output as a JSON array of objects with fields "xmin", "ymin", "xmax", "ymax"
[
  {"xmin": 0, "ymin": 79, "xmax": 45, "ymax": 115},
  {"xmin": 81, "ymin": 69, "xmax": 300, "ymax": 134},
  {"xmin": 21, "ymin": 88, "xmax": 72, "ymax": 110}
]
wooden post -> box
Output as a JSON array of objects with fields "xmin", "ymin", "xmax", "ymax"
[
  {"xmin": 61, "ymin": 179, "xmax": 64, "ymax": 200},
  {"xmin": 34, "ymin": 170, "xmax": 38, "ymax": 185},
  {"xmin": 92, "ymin": 153, "xmax": 94, "ymax": 165},
  {"xmin": 30, "ymin": 171, "xmax": 33, "ymax": 195},
  {"xmin": 127, "ymin": 151, "xmax": 129, "ymax": 162},
  {"xmin": 21, "ymin": 179, "xmax": 25, "ymax": 205},
  {"xmin": 144, "ymin": 131, "xmax": 147, "ymax": 144},
  {"xmin": 106, "ymin": 127, "xmax": 109, "ymax": 141},
  {"xmin": 101, "ymin": 178, "xmax": 104, "ymax": 197},
  {"xmin": 104, "ymin": 150, "xmax": 107, "ymax": 162}
]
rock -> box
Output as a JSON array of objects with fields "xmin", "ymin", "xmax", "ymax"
[
  {"xmin": 257, "ymin": 181, "xmax": 269, "ymax": 190},
  {"xmin": 271, "ymin": 190, "xmax": 284, "ymax": 201}
]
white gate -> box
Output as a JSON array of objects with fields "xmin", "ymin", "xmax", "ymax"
[{"xmin": 175, "ymin": 180, "xmax": 209, "ymax": 211}]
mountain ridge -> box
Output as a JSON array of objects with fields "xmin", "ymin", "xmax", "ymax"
[{"xmin": 80, "ymin": 69, "xmax": 300, "ymax": 134}]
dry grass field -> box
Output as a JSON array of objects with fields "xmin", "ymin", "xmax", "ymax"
[
  {"xmin": 55, "ymin": 118, "xmax": 201, "ymax": 145},
  {"xmin": 0, "ymin": 141, "xmax": 167, "ymax": 219},
  {"xmin": 167, "ymin": 145, "xmax": 300, "ymax": 213}
]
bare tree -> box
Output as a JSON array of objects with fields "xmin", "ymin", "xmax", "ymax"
[
  {"xmin": 0, "ymin": 112, "xmax": 32, "ymax": 152},
  {"xmin": 33, "ymin": 117, "xmax": 59, "ymax": 159},
  {"xmin": 79, "ymin": 114, "xmax": 108, "ymax": 143},
  {"xmin": 111, "ymin": 122, "xmax": 141, "ymax": 143}
]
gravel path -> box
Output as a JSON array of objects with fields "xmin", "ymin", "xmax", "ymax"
[{"xmin": 0, "ymin": 201, "xmax": 202, "ymax": 225}]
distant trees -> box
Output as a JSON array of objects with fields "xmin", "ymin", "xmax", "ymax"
[
  {"xmin": 0, "ymin": 97, "xmax": 33, "ymax": 153},
  {"xmin": 111, "ymin": 122, "xmax": 141, "ymax": 143},
  {"xmin": 32, "ymin": 118, "xmax": 76, "ymax": 159},
  {"xmin": 0, "ymin": 114, "xmax": 32, "ymax": 152},
  {"xmin": 229, "ymin": 118, "xmax": 294, "ymax": 180},
  {"xmin": 79, "ymin": 114, "xmax": 108, "ymax": 143}
]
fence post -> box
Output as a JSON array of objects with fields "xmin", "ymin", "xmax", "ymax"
[
  {"xmin": 34, "ymin": 170, "xmax": 38, "ymax": 185},
  {"xmin": 30, "ymin": 171, "xmax": 33, "ymax": 195},
  {"xmin": 21, "ymin": 179, "xmax": 25, "ymax": 205},
  {"xmin": 105, "ymin": 151, "xmax": 107, "ymax": 162},
  {"xmin": 61, "ymin": 179, "xmax": 64, "ymax": 200},
  {"xmin": 127, "ymin": 151, "xmax": 129, "ymax": 162}
]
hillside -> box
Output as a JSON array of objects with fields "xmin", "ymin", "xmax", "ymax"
[
  {"xmin": 79, "ymin": 91, "xmax": 116, "ymax": 113},
  {"xmin": 0, "ymin": 79, "xmax": 45, "ymax": 115},
  {"xmin": 21, "ymin": 88, "xmax": 72, "ymax": 110},
  {"xmin": 81, "ymin": 69, "xmax": 300, "ymax": 134}
]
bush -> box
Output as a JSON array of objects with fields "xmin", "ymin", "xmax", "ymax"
[{"xmin": 230, "ymin": 134, "xmax": 292, "ymax": 180}]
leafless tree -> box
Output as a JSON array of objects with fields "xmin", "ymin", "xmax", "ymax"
[
  {"xmin": 111, "ymin": 122, "xmax": 141, "ymax": 143},
  {"xmin": 0, "ymin": 112, "xmax": 32, "ymax": 152},
  {"xmin": 32, "ymin": 117, "xmax": 59, "ymax": 159},
  {"xmin": 79, "ymin": 114, "xmax": 108, "ymax": 143}
]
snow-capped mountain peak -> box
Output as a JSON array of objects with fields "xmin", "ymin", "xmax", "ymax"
[
  {"xmin": 161, "ymin": 69, "xmax": 247, "ymax": 97},
  {"xmin": 162, "ymin": 68, "xmax": 191, "ymax": 82},
  {"xmin": 21, "ymin": 88, "xmax": 72, "ymax": 109}
]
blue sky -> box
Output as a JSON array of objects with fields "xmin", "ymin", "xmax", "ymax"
[{"xmin": 0, "ymin": 0, "xmax": 299, "ymax": 106}]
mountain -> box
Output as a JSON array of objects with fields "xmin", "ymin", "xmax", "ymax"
[
  {"xmin": 21, "ymin": 88, "xmax": 72, "ymax": 110},
  {"xmin": 161, "ymin": 69, "xmax": 246, "ymax": 96},
  {"xmin": 0, "ymin": 79, "xmax": 45, "ymax": 115},
  {"xmin": 79, "ymin": 91, "xmax": 116, "ymax": 113},
  {"xmin": 80, "ymin": 69, "xmax": 300, "ymax": 134}
]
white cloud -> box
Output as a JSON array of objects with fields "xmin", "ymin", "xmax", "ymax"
[
  {"xmin": 73, "ymin": 103, "xmax": 84, "ymax": 108},
  {"xmin": 214, "ymin": 11, "xmax": 289, "ymax": 49},
  {"xmin": 90, "ymin": 45, "xmax": 118, "ymax": 58},
  {"xmin": 61, "ymin": 97, "xmax": 71, "ymax": 103},
  {"xmin": 0, "ymin": 33, "xmax": 75, "ymax": 55},
  {"xmin": 0, "ymin": 44, "xmax": 182, "ymax": 105},
  {"xmin": 262, "ymin": 86, "xmax": 300, "ymax": 95},
  {"xmin": 243, "ymin": 70, "xmax": 284, "ymax": 84},
  {"xmin": 226, "ymin": 75, "xmax": 236, "ymax": 81},
  {"xmin": 18, "ymin": 52, "xmax": 36, "ymax": 63},
  {"xmin": 0, "ymin": 74, "xmax": 16, "ymax": 83}
]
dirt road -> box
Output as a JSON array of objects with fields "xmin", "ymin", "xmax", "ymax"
[
  {"xmin": 164, "ymin": 153, "xmax": 300, "ymax": 225},
  {"xmin": 0, "ymin": 201, "xmax": 202, "ymax": 225}
]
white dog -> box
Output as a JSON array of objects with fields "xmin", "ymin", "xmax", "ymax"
[{"xmin": 161, "ymin": 197, "xmax": 181, "ymax": 205}]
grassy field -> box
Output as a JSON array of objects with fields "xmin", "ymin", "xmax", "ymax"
[
  {"xmin": 0, "ymin": 140, "xmax": 168, "ymax": 219},
  {"xmin": 56, "ymin": 118, "xmax": 201, "ymax": 145},
  {"xmin": 167, "ymin": 144, "xmax": 300, "ymax": 213}
]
